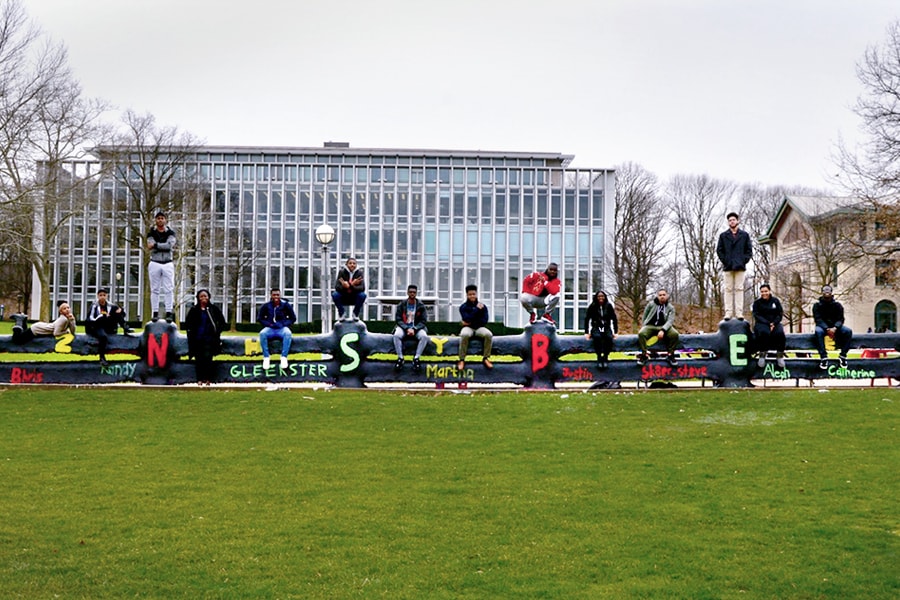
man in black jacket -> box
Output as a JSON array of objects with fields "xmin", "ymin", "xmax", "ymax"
[
  {"xmin": 812, "ymin": 285, "xmax": 853, "ymax": 370},
  {"xmin": 331, "ymin": 257, "xmax": 366, "ymax": 322},
  {"xmin": 716, "ymin": 212, "xmax": 753, "ymax": 320}
]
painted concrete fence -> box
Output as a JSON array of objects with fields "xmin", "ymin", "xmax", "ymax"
[{"xmin": 1, "ymin": 319, "xmax": 898, "ymax": 387}]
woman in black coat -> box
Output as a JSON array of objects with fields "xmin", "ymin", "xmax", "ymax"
[
  {"xmin": 584, "ymin": 290, "xmax": 618, "ymax": 369},
  {"xmin": 184, "ymin": 289, "xmax": 228, "ymax": 384}
]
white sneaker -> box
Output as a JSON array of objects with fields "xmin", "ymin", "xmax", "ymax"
[
  {"xmin": 280, "ymin": 356, "xmax": 288, "ymax": 369},
  {"xmin": 262, "ymin": 357, "xmax": 270, "ymax": 370},
  {"xmin": 757, "ymin": 354, "xmax": 766, "ymax": 368},
  {"xmin": 776, "ymin": 356, "xmax": 786, "ymax": 369}
]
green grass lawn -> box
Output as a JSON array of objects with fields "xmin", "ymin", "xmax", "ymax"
[{"xmin": 0, "ymin": 387, "xmax": 897, "ymax": 599}]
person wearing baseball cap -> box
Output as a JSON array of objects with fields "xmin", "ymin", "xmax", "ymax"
[{"xmin": 812, "ymin": 284, "xmax": 853, "ymax": 370}]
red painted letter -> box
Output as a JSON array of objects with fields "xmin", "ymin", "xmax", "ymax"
[
  {"xmin": 532, "ymin": 333, "xmax": 549, "ymax": 372},
  {"xmin": 148, "ymin": 333, "xmax": 169, "ymax": 368}
]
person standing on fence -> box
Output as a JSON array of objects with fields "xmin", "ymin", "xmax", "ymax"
[
  {"xmin": 393, "ymin": 284, "xmax": 429, "ymax": 372},
  {"xmin": 146, "ymin": 211, "xmax": 177, "ymax": 323},
  {"xmin": 257, "ymin": 288, "xmax": 296, "ymax": 371},
  {"xmin": 332, "ymin": 257, "xmax": 367, "ymax": 322},
  {"xmin": 458, "ymin": 284, "xmax": 493, "ymax": 370},
  {"xmin": 185, "ymin": 289, "xmax": 228, "ymax": 384},
  {"xmin": 637, "ymin": 289, "xmax": 680, "ymax": 366},
  {"xmin": 86, "ymin": 287, "xmax": 133, "ymax": 366},
  {"xmin": 812, "ymin": 285, "xmax": 853, "ymax": 370},
  {"xmin": 584, "ymin": 290, "xmax": 618, "ymax": 370},
  {"xmin": 716, "ymin": 212, "xmax": 753, "ymax": 320},
  {"xmin": 751, "ymin": 284, "xmax": 786, "ymax": 369},
  {"xmin": 12, "ymin": 301, "xmax": 76, "ymax": 344},
  {"xmin": 520, "ymin": 262, "xmax": 561, "ymax": 327}
]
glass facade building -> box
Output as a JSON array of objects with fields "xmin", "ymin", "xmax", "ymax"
[{"xmin": 44, "ymin": 145, "xmax": 615, "ymax": 332}]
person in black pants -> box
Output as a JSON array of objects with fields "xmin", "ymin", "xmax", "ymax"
[
  {"xmin": 584, "ymin": 290, "xmax": 618, "ymax": 369},
  {"xmin": 86, "ymin": 288, "xmax": 132, "ymax": 366},
  {"xmin": 751, "ymin": 284, "xmax": 786, "ymax": 369},
  {"xmin": 185, "ymin": 289, "xmax": 228, "ymax": 384}
]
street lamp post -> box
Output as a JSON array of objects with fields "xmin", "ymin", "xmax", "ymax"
[{"xmin": 315, "ymin": 224, "xmax": 336, "ymax": 333}]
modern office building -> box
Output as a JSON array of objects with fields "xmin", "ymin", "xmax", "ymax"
[{"xmin": 42, "ymin": 144, "xmax": 615, "ymax": 331}]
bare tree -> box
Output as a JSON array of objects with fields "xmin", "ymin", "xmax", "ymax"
[
  {"xmin": 0, "ymin": 0, "xmax": 109, "ymax": 319},
  {"xmin": 95, "ymin": 110, "xmax": 203, "ymax": 320},
  {"xmin": 612, "ymin": 163, "xmax": 667, "ymax": 330},
  {"xmin": 666, "ymin": 174, "xmax": 737, "ymax": 311}
]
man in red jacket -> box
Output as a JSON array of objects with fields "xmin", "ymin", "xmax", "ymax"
[{"xmin": 519, "ymin": 262, "xmax": 561, "ymax": 326}]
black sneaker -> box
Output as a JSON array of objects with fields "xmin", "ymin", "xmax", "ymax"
[
  {"xmin": 151, "ymin": 312, "xmax": 159, "ymax": 322},
  {"xmin": 666, "ymin": 354, "xmax": 677, "ymax": 366},
  {"xmin": 165, "ymin": 312, "xmax": 174, "ymax": 323},
  {"xmin": 636, "ymin": 353, "xmax": 648, "ymax": 365},
  {"xmin": 413, "ymin": 357, "xmax": 421, "ymax": 372},
  {"xmin": 123, "ymin": 326, "xmax": 135, "ymax": 335},
  {"xmin": 394, "ymin": 358, "xmax": 404, "ymax": 370},
  {"xmin": 839, "ymin": 355, "xmax": 848, "ymax": 368},
  {"xmin": 819, "ymin": 359, "xmax": 828, "ymax": 370},
  {"xmin": 100, "ymin": 358, "xmax": 109, "ymax": 367}
]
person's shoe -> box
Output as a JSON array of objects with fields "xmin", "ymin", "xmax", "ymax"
[
  {"xmin": 776, "ymin": 354, "xmax": 786, "ymax": 369},
  {"xmin": 394, "ymin": 357, "xmax": 404, "ymax": 370},
  {"xmin": 541, "ymin": 313, "xmax": 556, "ymax": 327},
  {"xmin": 412, "ymin": 357, "xmax": 421, "ymax": 372},
  {"xmin": 122, "ymin": 326, "xmax": 134, "ymax": 335},
  {"xmin": 262, "ymin": 357, "xmax": 271, "ymax": 370},
  {"xmin": 280, "ymin": 356, "xmax": 288, "ymax": 370},
  {"xmin": 757, "ymin": 354, "xmax": 766, "ymax": 368},
  {"xmin": 666, "ymin": 354, "xmax": 677, "ymax": 366},
  {"xmin": 818, "ymin": 359, "xmax": 828, "ymax": 370},
  {"xmin": 529, "ymin": 312, "xmax": 537, "ymax": 324},
  {"xmin": 352, "ymin": 313, "xmax": 360, "ymax": 322},
  {"xmin": 165, "ymin": 312, "xmax": 174, "ymax": 323},
  {"xmin": 151, "ymin": 312, "xmax": 159, "ymax": 322},
  {"xmin": 636, "ymin": 353, "xmax": 648, "ymax": 365},
  {"xmin": 838, "ymin": 355, "xmax": 848, "ymax": 368},
  {"xmin": 482, "ymin": 358, "xmax": 493, "ymax": 369},
  {"xmin": 12, "ymin": 324, "xmax": 22, "ymax": 336},
  {"xmin": 100, "ymin": 357, "xmax": 109, "ymax": 367},
  {"xmin": 457, "ymin": 360, "xmax": 466, "ymax": 370}
]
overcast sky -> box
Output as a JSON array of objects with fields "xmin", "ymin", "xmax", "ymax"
[{"xmin": 21, "ymin": 0, "xmax": 900, "ymax": 190}]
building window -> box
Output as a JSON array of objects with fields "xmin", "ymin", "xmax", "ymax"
[
  {"xmin": 874, "ymin": 299, "xmax": 897, "ymax": 332},
  {"xmin": 875, "ymin": 259, "xmax": 898, "ymax": 286}
]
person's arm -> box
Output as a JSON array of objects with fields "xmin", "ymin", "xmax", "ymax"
[
  {"xmin": 662, "ymin": 305, "xmax": 676, "ymax": 331},
  {"xmin": 351, "ymin": 270, "xmax": 365, "ymax": 293},
  {"xmin": 742, "ymin": 232, "xmax": 753, "ymax": 266},
  {"xmin": 284, "ymin": 303, "xmax": 297, "ymax": 327},
  {"xmin": 415, "ymin": 302, "xmax": 428, "ymax": 330},
  {"xmin": 813, "ymin": 302, "xmax": 826, "ymax": 329},
  {"xmin": 610, "ymin": 307, "xmax": 618, "ymax": 336},
  {"xmin": 155, "ymin": 230, "xmax": 176, "ymax": 252},
  {"xmin": 395, "ymin": 303, "xmax": 408, "ymax": 330},
  {"xmin": 257, "ymin": 304, "xmax": 273, "ymax": 328},
  {"xmin": 834, "ymin": 303, "xmax": 845, "ymax": 329},
  {"xmin": 716, "ymin": 232, "xmax": 726, "ymax": 265}
]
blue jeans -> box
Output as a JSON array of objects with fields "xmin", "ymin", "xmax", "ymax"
[
  {"xmin": 259, "ymin": 326, "xmax": 292, "ymax": 358},
  {"xmin": 332, "ymin": 291, "xmax": 367, "ymax": 318},
  {"xmin": 815, "ymin": 325, "xmax": 852, "ymax": 359},
  {"xmin": 393, "ymin": 327, "xmax": 429, "ymax": 359}
]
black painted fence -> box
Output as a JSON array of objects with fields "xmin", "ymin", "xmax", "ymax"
[{"xmin": 1, "ymin": 319, "xmax": 898, "ymax": 387}]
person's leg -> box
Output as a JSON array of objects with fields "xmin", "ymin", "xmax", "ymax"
[
  {"xmin": 771, "ymin": 323, "xmax": 786, "ymax": 353},
  {"xmin": 837, "ymin": 326, "xmax": 853, "ymax": 357},
  {"xmin": 520, "ymin": 293, "xmax": 537, "ymax": 318},
  {"xmin": 331, "ymin": 291, "xmax": 346, "ymax": 319},
  {"xmin": 599, "ymin": 332, "xmax": 613, "ymax": 361},
  {"xmin": 95, "ymin": 328, "xmax": 110, "ymax": 362},
  {"xmin": 162, "ymin": 263, "xmax": 175, "ymax": 314},
  {"xmin": 259, "ymin": 327, "xmax": 274, "ymax": 358},
  {"xmin": 353, "ymin": 292, "xmax": 366, "ymax": 319},
  {"xmin": 544, "ymin": 293, "xmax": 560, "ymax": 314},
  {"xmin": 477, "ymin": 327, "xmax": 493, "ymax": 358},
  {"xmin": 459, "ymin": 326, "xmax": 473, "ymax": 360},
  {"xmin": 392, "ymin": 327, "xmax": 404, "ymax": 358},
  {"xmin": 276, "ymin": 327, "xmax": 292, "ymax": 358},
  {"xmin": 664, "ymin": 328, "xmax": 680, "ymax": 354},
  {"xmin": 414, "ymin": 329, "xmax": 429, "ymax": 358},
  {"xmin": 148, "ymin": 262, "xmax": 162, "ymax": 316},
  {"xmin": 814, "ymin": 326, "xmax": 828, "ymax": 359},
  {"xmin": 732, "ymin": 271, "xmax": 746, "ymax": 318},
  {"xmin": 637, "ymin": 327, "xmax": 653, "ymax": 352}
]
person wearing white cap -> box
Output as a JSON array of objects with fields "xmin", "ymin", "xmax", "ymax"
[{"xmin": 812, "ymin": 285, "xmax": 853, "ymax": 369}]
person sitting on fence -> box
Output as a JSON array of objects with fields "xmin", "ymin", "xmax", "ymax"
[
  {"xmin": 812, "ymin": 285, "xmax": 852, "ymax": 370},
  {"xmin": 331, "ymin": 257, "xmax": 366, "ymax": 322},
  {"xmin": 584, "ymin": 290, "xmax": 618, "ymax": 370},
  {"xmin": 520, "ymin": 262, "xmax": 561, "ymax": 326},
  {"xmin": 86, "ymin": 287, "xmax": 133, "ymax": 366},
  {"xmin": 13, "ymin": 301, "xmax": 76, "ymax": 344},
  {"xmin": 637, "ymin": 288, "xmax": 680, "ymax": 366},
  {"xmin": 458, "ymin": 284, "xmax": 493, "ymax": 370},
  {"xmin": 751, "ymin": 284, "xmax": 786, "ymax": 369},
  {"xmin": 393, "ymin": 284, "xmax": 429, "ymax": 372},
  {"xmin": 257, "ymin": 288, "xmax": 296, "ymax": 371}
]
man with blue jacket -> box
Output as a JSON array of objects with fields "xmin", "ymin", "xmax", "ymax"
[
  {"xmin": 813, "ymin": 285, "xmax": 853, "ymax": 370},
  {"xmin": 257, "ymin": 288, "xmax": 297, "ymax": 370}
]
